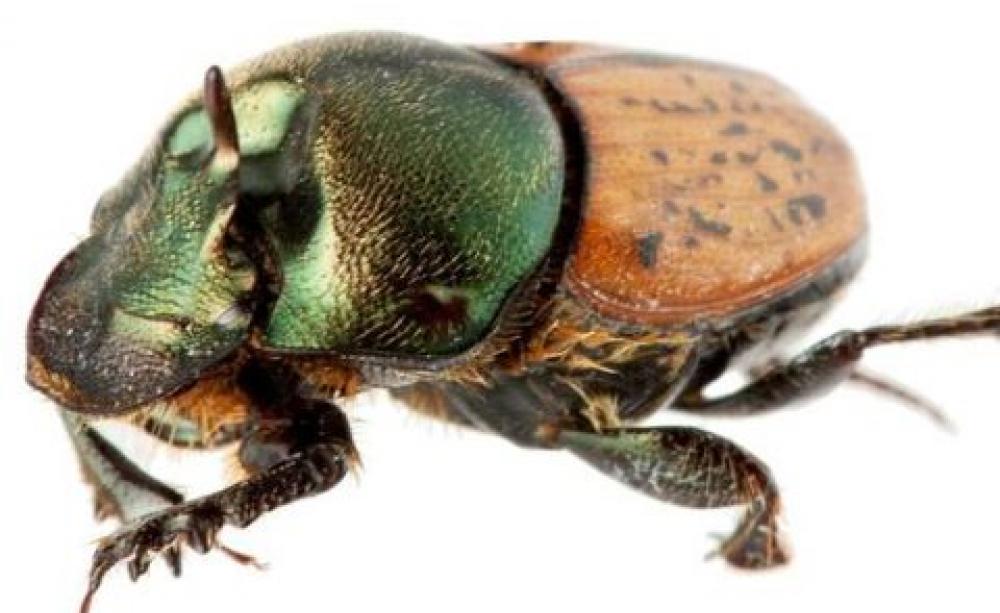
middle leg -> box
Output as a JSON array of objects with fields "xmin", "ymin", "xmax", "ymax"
[
  {"xmin": 395, "ymin": 372, "xmax": 788, "ymax": 568},
  {"xmin": 559, "ymin": 426, "xmax": 787, "ymax": 568}
]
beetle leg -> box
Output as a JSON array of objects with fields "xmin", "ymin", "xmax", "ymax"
[
  {"xmin": 559, "ymin": 426, "xmax": 788, "ymax": 568},
  {"xmin": 62, "ymin": 408, "xmax": 268, "ymax": 589},
  {"xmin": 675, "ymin": 305, "xmax": 1000, "ymax": 421},
  {"xmin": 79, "ymin": 363, "xmax": 357, "ymax": 613},
  {"xmin": 61, "ymin": 409, "xmax": 190, "ymax": 585},
  {"xmin": 739, "ymin": 358, "xmax": 952, "ymax": 428},
  {"xmin": 396, "ymin": 375, "xmax": 786, "ymax": 568},
  {"xmin": 61, "ymin": 410, "xmax": 184, "ymax": 525},
  {"xmin": 847, "ymin": 369, "xmax": 953, "ymax": 430}
]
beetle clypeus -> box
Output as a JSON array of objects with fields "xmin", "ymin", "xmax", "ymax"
[{"xmin": 26, "ymin": 32, "xmax": 998, "ymax": 611}]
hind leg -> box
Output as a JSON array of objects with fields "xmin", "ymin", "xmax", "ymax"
[{"xmin": 676, "ymin": 305, "xmax": 1000, "ymax": 418}]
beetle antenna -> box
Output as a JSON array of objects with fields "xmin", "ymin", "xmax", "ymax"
[{"xmin": 203, "ymin": 65, "xmax": 239, "ymax": 170}]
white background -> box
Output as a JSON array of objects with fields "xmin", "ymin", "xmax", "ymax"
[{"xmin": 2, "ymin": 1, "xmax": 999, "ymax": 611}]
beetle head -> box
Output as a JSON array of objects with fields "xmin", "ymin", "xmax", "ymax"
[{"xmin": 27, "ymin": 67, "xmax": 257, "ymax": 414}]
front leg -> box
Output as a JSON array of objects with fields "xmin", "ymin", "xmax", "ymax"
[
  {"xmin": 82, "ymin": 362, "xmax": 357, "ymax": 613},
  {"xmin": 60, "ymin": 410, "xmax": 184, "ymax": 526}
]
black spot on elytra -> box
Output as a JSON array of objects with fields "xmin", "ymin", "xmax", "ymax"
[
  {"xmin": 710, "ymin": 151, "xmax": 728, "ymax": 165},
  {"xmin": 734, "ymin": 100, "xmax": 763, "ymax": 113},
  {"xmin": 756, "ymin": 172, "xmax": 779, "ymax": 193},
  {"xmin": 702, "ymin": 97, "xmax": 720, "ymax": 113},
  {"xmin": 635, "ymin": 231, "xmax": 663, "ymax": 268},
  {"xmin": 786, "ymin": 194, "xmax": 827, "ymax": 225},
  {"xmin": 736, "ymin": 150, "xmax": 761, "ymax": 164},
  {"xmin": 697, "ymin": 173, "xmax": 723, "ymax": 188},
  {"xmin": 683, "ymin": 235, "xmax": 700, "ymax": 249},
  {"xmin": 651, "ymin": 99, "xmax": 697, "ymax": 113},
  {"xmin": 666, "ymin": 181, "xmax": 691, "ymax": 193},
  {"xmin": 688, "ymin": 207, "xmax": 732, "ymax": 237},
  {"xmin": 621, "ymin": 96, "xmax": 642, "ymax": 106},
  {"xmin": 793, "ymin": 169, "xmax": 818, "ymax": 184},
  {"xmin": 770, "ymin": 139, "xmax": 803, "ymax": 162},
  {"xmin": 651, "ymin": 149, "xmax": 670, "ymax": 165},
  {"xmin": 720, "ymin": 122, "xmax": 748, "ymax": 136}
]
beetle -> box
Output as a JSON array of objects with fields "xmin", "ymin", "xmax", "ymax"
[{"xmin": 26, "ymin": 32, "xmax": 999, "ymax": 611}]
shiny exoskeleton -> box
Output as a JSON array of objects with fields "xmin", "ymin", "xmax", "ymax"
[{"xmin": 26, "ymin": 33, "xmax": 1000, "ymax": 611}]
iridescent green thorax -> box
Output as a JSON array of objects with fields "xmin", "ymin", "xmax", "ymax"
[
  {"xmin": 246, "ymin": 34, "xmax": 566, "ymax": 357},
  {"xmin": 27, "ymin": 33, "xmax": 566, "ymax": 415}
]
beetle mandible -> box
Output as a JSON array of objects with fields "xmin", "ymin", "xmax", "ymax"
[{"xmin": 26, "ymin": 32, "xmax": 996, "ymax": 610}]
